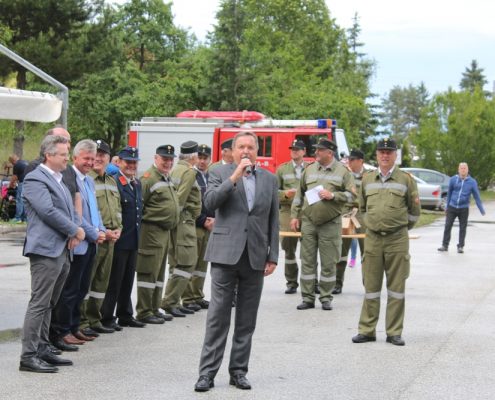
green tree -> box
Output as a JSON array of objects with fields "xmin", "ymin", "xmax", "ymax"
[
  {"xmin": 380, "ymin": 83, "xmax": 430, "ymax": 139},
  {"xmin": 206, "ymin": 0, "xmax": 374, "ymax": 148},
  {"xmin": 460, "ymin": 59, "xmax": 488, "ymax": 93},
  {"xmin": 115, "ymin": 0, "xmax": 191, "ymax": 72},
  {"xmin": 412, "ymin": 88, "xmax": 495, "ymax": 188}
]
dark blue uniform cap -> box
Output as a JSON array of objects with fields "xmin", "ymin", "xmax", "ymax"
[
  {"xmin": 118, "ymin": 146, "xmax": 140, "ymax": 161},
  {"xmin": 289, "ymin": 139, "xmax": 306, "ymax": 150},
  {"xmin": 349, "ymin": 148, "xmax": 364, "ymax": 160},
  {"xmin": 198, "ymin": 144, "xmax": 212, "ymax": 156},
  {"xmin": 156, "ymin": 144, "xmax": 175, "ymax": 158},
  {"xmin": 180, "ymin": 140, "xmax": 199, "ymax": 154},
  {"xmin": 96, "ymin": 139, "xmax": 111, "ymax": 155}
]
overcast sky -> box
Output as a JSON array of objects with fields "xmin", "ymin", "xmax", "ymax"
[
  {"xmin": 116, "ymin": 0, "xmax": 495, "ymax": 99},
  {"xmin": 168, "ymin": 0, "xmax": 495, "ymax": 96}
]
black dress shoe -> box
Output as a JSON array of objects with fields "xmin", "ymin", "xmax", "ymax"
[
  {"xmin": 138, "ymin": 315, "xmax": 165, "ymax": 324},
  {"xmin": 103, "ymin": 321, "xmax": 123, "ymax": 331},
  {"xmin": 352, "ymin": 334, "xmax": 376, "ymax": 343},
  {"xmin": 285, "ymin": 287, "xmax": 297, "ymax": 294},
  {"xmin": 91, "ymin": 325, "xmax": 115, "ymax": 334},
  {"xmin": 183, "ymin": 303, "xmax": 201, "ymax": 312},
  {"xmin": 155, "ymin": 311, "xmax": 174, "ymax": 321},
  {"xmin": 119, "ymin": 318, "xmax": 146, "ymax": 328},
  {"xmin": 229, "ymin": 374, "xmax": 251, "ymax": 390},
  {"xmin": 331, "ymin": 286, "xmax": 342, "ymax": 295},
  {"xmin": 19, "ymin": 357, "xmax": 59, "ymax": 373},
  {"xmin": 48, "ymin": 344, "xmax": 62, "ymax": 355},
  {"xmin": 297, "ymin": 301, "xmax": 315, "ymax": 310},
  {"xmin": 321, "ymin": 301, "xmax": 333, "ymax": 310},
  {"xmin": 194, "ymin": 375, "xmax": 214, "ymax": 392},
  {"xmin": 196, "ymin": 299, "xmax": 209, "ymax": 309},
  {"xmin": 81, "ymin": 327, "xmax": 100, "ymax": 337},
  {"xmin": 165, "ymin": 308, "xmax": 186, "ymax": 318},
  {"xmin": 40, "ymin": 352, "xmax": 73, "ymax": 366},
  {"xmin": 386, "ymin": 335, "xmax": 405, "ymax": 346},
  {"xmin": 179, "ymin": 306, "xmax": 195, "ymax": 314},
  {"xmin": 52, "ymin": 338, "xmax": 79, "ymax": 352}
]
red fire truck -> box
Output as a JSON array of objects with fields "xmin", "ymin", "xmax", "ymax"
[{"xmin": 127, "ymin": 111, "xmax": 349, "ymax": 175}]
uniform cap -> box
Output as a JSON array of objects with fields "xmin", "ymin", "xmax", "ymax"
[
  {"xmin": 95, "ymin": 139, "xmax": 111, "ymax": 155},
  {"xmin": 313, "ymin": 138, "xmax": 337, "ymax": 151},
  {"xmin": 198, "ymin": 144, "xmax": 212, "ymax": 156},
  {"xmin": 289, "ymin": 139, "xmax": 306, "ymax": 150},
  {"xmin": 349, "ymin": 148, "xmax": 364, "ymax": 160},
  {"xmin": 118, "ymin": 146, "xmax": 140, "ymax": 161},
  {"xmin": 221, "ymin": 138, "xmax": 233, "ymax": 150},
  {"xmin": 180, "ymin": 140, "xmax": 198, "ymax": 154},
  {"xmin": 376, "ymin": 138, "xmax": 397, "ymax": 151},
  {"xmin": 156, "ymin": 144, "xmax": 175, "ymax": 158}
]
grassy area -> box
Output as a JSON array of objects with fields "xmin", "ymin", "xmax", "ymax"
[
  {"xmin": 0, "ymin": 328, "xmax": 22, "ymax": 343},
  {"xmin": 416, "ymin": 209, "xmax": 443, "ymax": 228},
  {"xmin": 480, "ymin": 190, "xmax": 495, "ymax": 202}
]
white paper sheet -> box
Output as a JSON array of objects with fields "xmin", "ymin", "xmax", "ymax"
[{"xmin": 305, "ymin": 185, "xmax": 323, "ymax": 205}]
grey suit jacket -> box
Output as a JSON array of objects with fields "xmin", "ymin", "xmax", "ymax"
[
  {"xmin": 204, "ymin": 164, "xmax": 279, "ymax": 270},
  {"xmin": 22, "ymin": 166, "xmax": 79, "ymax": 258}
]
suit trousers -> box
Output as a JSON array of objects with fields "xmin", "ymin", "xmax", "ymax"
[
  {"xmin": 101, "ymin": 249, "xmax": 137, "ymax": 324},
  {"xmin": 21, "ymin": 250, "xmax": 70, "ymax": 360},
  {"xmin": 198, "ymin": 249, "xmax": 264, "ymax": 378},
  {"xmin": 52, "ymin": 244, "xmax": 96, "ymax": 338}
]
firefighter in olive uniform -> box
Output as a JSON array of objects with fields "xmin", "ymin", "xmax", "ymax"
[
  {"xmin": 208, "ymin": 138, "xmax": 233, "ymax": 171},
  {"xmin": 135, "ymin": 145, "xmax": 180, "ymax": 324},
  {"xmin": 182, "ymin": 144, "xmax": 215, "ymax": 310},
  {"xmin": 333, "ymin": 148, "xmax": 369, "ymax": 295},
  {"xmin": 276, "ymin": 139, "xmax": 309, "ymax": 294},
  {"xmin": 352, "ymin": 138, "xmax": 420, "ymax": 346},
  {"xmin": 80, "ymin": 140, "xmax": 123, "ymax": 333},
  {"xmin": 290, "ymin": 138, "xmax": 356, "ymax": 311},
  {"xmin": 162, "ymin": 141, "xmax": 202, "ymax": 317}
]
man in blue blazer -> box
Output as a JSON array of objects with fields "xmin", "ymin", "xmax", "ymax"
[
  {"xmin": 20, "ymin": 135, "xmax": 85, "ymax": 373},
  {"xmin": 52, "ymin": 140, "xmax": 106, "ymax": 345}
]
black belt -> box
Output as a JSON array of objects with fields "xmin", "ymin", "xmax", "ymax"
[{"xmin": 368, "ymin": 226, "xmax": 407, "ymax": 236}]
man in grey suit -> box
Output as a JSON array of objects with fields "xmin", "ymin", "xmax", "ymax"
[
  {"xmin": 20, "ymin": 135, "xmax": 85, "ymax": 373},
  {"xmin": 194, "ymin": 131, "xmax": 279, "ymax": 392}
]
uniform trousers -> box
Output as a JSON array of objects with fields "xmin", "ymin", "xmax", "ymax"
[
  {"xmin": 182, "ymin": 227, "xmax": 210, "ymax": 305},
  {"xmin": 101, "ymin": 249, "xmax": 136, "ymax": 324},
  {"xmin": 135, "ymin": 222, "xmax": 170, "ymax": 320},
  {"xmin": 299, "ymin": 217, "xmax": 342, "ymax": 304},
  {"xmin": 80, "ymin": 240, "xmax": 115, "ymax": 329},
  {"xmin": 358, "ymin": 228, "xmax": 410, "ymax": 337},
  {"xmin": 280, "ymin": 206, "xmax": 299, "ymax": 289}
]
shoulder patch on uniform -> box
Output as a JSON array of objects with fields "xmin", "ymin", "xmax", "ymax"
[
  {"xmin": 142, "ymin": 171, "xmax": 151, "ymax": 179},
  {"xmin": 119, "ymin": 175, "xmax": 128, "ymax": 186}
]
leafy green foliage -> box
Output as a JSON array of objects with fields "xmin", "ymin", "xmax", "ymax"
[{"xmin": 460, "ymin": 59, "xmax": 488, "ymax": 93}]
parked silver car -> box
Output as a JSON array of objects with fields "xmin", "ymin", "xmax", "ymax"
[
  {"xmin": 402, "ymin": 168, "xmax": 450, "ymax": 210},
  {"xmin": 411, "ymin": 175, "xmax": 442, "ymax": 209}
]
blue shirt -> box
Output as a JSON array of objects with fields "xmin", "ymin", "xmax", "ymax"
[{"xmin": 446, "ymin": 174, "xmax": 485, "ymax": 214}]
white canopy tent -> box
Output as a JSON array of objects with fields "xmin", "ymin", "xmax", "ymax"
[{"xmin": 0, "ymin": 86, "xmax": 62, "ymax": 122}]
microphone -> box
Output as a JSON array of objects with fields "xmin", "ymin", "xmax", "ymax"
[{"xmin": 242, "ymin": 156, "xmax": 253, "ymax": 175}]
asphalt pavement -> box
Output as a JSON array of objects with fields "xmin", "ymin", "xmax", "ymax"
[{"xmin": 1, "ymin": 202, "xmax": 494, "ymax": 400}]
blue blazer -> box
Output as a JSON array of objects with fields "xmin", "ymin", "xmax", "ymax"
[
  {"xmin": 22, "ymin": 166, "xmax": 80, "ymax": 258},
  {"xmin": 74, "ymin": 171, "xmax": 105, "ymax": 255},
  {"xmin": 114, "ymin": 173, "xmax": 142, "ymax": 251}
]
